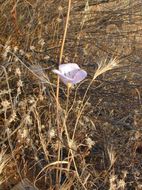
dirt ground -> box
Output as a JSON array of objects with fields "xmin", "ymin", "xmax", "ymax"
[{"xmin": 0, "ymin": 0, "xmax": 142, "ymax": 189}]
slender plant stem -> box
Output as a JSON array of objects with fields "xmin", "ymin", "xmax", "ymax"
[
  {"xmin": 66, "ymin": 84, "xmax": 71, "ymax": 113},
  {"xmin": 56, "ymin": 0, "xmax": 72, "ymax": 188}
]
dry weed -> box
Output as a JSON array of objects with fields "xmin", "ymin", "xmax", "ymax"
[{"xmin": 0, "ymin": 0, "xmax": 142, "ymax": 189}]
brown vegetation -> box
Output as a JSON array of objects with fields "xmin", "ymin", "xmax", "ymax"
[{"xmin": 0, "ymin": 0, "xmax": 142, "ymax": 189}]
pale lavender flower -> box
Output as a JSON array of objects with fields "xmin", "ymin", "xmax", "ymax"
[{"xmin": 52, "ymin": 63, "xmax": 87, "ymax": 86}]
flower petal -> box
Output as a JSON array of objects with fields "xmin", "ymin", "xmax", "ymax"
[
  {"xmin": 72, "ymin": 70, "xmax": 87, "ymax": 84},
  {"xmin": 59, "ymin": 63, "xmax": 80, "ymax": 73},
  {"xmin": 52, "ymin": 69, "xmax": 73, "ymax": 85},
  {"xmin": 65, "ymin": 69, "xmax": 80, "ymax": 79},
  {"xmin": 60, "ymin": 77, "xmax": 73, "ymax": 85},
  {"xmin": 53, "ymin": 64, "xmax": 87, "ymax": 86},
  {"xmin": 52, "ymin": 69, "xmax": 62, "ymax": 75}
]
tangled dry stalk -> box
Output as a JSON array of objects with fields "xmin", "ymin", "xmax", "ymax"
[{"xmin": 0, "ymin": 0, "xmax": 142, "ymax": 189}]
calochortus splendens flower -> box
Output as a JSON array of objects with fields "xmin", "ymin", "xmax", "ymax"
[{"xmin": 53, "ymin": 63, "xmax": 87, "ymax": 86}]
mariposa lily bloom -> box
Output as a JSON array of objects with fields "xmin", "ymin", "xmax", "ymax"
[{"xmin": 53, "ymin": 63, "xmax": 87, "ymax": 86}]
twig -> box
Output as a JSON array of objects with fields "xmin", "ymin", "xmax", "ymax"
[{"xmin": 55, "ymin": 0, "xmax": 72, "ymax": 188}]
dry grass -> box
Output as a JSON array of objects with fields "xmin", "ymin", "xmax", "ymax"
[{"xmin": 0, "ymin": 0, "xmax": 142, "ymax": 189}]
